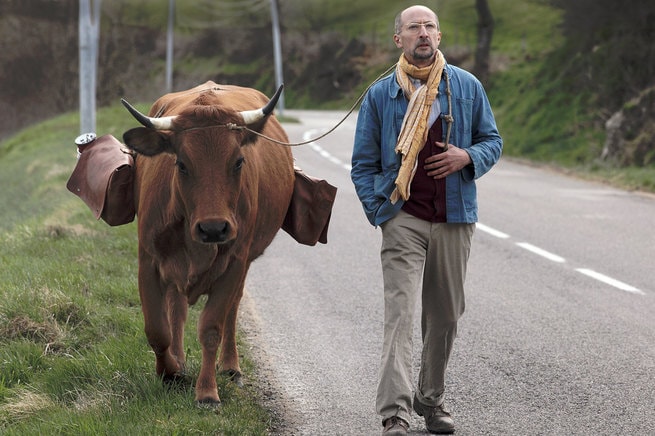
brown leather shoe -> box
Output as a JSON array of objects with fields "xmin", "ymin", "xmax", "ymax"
[
  {"xmin": 413, "ymin": 395, "xmax": 455, "ymax": 434},
  {"xmin": 382, "ymin": 416, "xmax": 409, "ymax": 435}
]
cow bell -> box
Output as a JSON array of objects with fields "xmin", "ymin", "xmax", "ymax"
[{"xmin": 75, "ymin": 132, "xmax": 97, "ymax": 158}]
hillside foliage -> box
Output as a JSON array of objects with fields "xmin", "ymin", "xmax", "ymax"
[
  {"xmin": 0, "ymin": 0, "xmax": 654, "ymax": 181},
  {"xmin": 550, "ymin": 0, "xmax": 655, "ymax": 113}
]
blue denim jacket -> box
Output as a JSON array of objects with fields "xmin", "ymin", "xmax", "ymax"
[{"xmin": 351, "ymin": 64, "xmax": 503, "ymax": 226}]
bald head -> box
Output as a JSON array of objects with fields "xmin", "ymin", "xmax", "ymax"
[{"xmin": 395, "ymin": 5, "xmax": 439, "ymax": 34}]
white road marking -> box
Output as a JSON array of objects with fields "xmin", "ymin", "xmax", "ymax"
[
  {"xmin": 576, "ymin": 269, "xmax": 645, "ymax": 295},
  {"xmin": 516, "ymin": 242, "xmax": 566, "ymax": 263},
  {"xmin": 304, "ymin": 127, "xmax": 644, "ymax": 296},
  {"xmin": 476, "ymin": 222, "xmax": 510, "ymax": 239},
  {"xmin": 304, "ymin": 130, "xmax": 351, "ymax": 171}
]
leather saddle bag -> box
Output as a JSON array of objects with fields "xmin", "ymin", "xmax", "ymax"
[
  {"xmin": 66, "ymin": 134, "xmax": 135, "ymax": 226},
  {"xmin": 282, "ymin": 168, "xmax": 337, "ymax": 246}
]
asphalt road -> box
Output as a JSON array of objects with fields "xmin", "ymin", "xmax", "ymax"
[{"xmin": 240, "ymin": 110, "xmax": 655, "ymax": 435}]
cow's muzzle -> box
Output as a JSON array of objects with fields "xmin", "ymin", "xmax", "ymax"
[{"xmin": 196, "ymin": 220, "xmax": 234, "ymax": 244}]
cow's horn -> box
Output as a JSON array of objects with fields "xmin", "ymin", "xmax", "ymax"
[
  {"xmin": 239, "ymin": 84, "xmax": 284, "ymax": 125},
  {"xmin": 121, "ymin": 98, "xmax": 177, "ymax": 130}
]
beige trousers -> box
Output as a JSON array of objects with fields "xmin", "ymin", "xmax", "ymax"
[{"xmin": 377, "ymin": 210, "xmax": 475, "ymax": 424}]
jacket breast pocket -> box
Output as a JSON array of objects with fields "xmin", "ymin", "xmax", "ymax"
[{"xmin": 455, "ymin": 98, "xmax": 473, "ymax": 137}]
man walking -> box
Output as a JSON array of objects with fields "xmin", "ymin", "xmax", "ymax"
[{"xmin": 351, "ymin": 5, "xmax": 503, "ymax": 434}]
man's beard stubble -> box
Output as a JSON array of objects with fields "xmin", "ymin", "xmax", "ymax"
[{"xmin": 413, "ymin": 43, "xmax": 434, "ymax": 61}]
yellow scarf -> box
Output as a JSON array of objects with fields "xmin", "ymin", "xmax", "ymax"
[{"xmin": 390, "ymin": 50, "xmax": 445, "ymax": 203}]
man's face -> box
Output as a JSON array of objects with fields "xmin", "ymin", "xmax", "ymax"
[{"xmin": 394, "ymin": 7, "xmax": 441, "ymax": 67}]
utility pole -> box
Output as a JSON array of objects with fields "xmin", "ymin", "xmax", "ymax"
[
  {"xmin": 79, "ymin": 0, "xmax": 101, "ymax": 134},
  {"xmin": 269, "ymin": 0, "xmax": 284, "ymax": 114},
  {"xmin": 166, "ymin": 0, "xmax": 175, "ymax": 93}
]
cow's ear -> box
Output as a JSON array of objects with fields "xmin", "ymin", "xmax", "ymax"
[
  {"xmin": 240, "ymin": 117, "xmax": 270, "ymax": 146},
  {"xmin": 123, "ymin": 127, "xmax": 172, "ymax": 156}
]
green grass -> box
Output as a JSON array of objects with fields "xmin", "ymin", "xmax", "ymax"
[
  {"xmin": 483, "ymin": 1, "xmax": 655, "ymax": 192},
  {"xmin": 0, "ymin": 106, "xmax": 273, "ymax": 434}
]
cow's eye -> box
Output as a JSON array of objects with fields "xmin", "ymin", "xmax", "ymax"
[
  {"xmin": 175, "ymin": 160, "xmax": 188, "ymax": 175},
  {"xmin": 235, "ymin": 156, "xmax": 245, "ymax": 172}
]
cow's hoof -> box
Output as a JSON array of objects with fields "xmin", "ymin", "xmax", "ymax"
[
  {"xmin": 196, "ymin": 398, "xmax": 222, "ymax": 410},
  {"xmin": 162, "ymin": 372, "xmax": 192, "ymax": 388},
  {"xmin": 223, "ymin": 369, "xmax": 244, "ymax": 387}
]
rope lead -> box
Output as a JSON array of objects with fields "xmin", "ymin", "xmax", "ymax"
[
  {"xmin": 242, "ymin": 63, "xmax": 398, "ymax": 146},
  {"xmin": 180, "ymin": 63, "xmax": 454, "ymax": 150},
  {"xmin": 443, "ymin": 69, "xmax": 453, "ymax": 151}
]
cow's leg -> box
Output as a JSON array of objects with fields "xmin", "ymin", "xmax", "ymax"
[
  {"xmin": 139, "ymin": 253, "xmax": 184, "ymax": 380},
  {"xmin": 195, "ymin": 295, "xmax": 223, "ymax": 405},
  {"xmin": 218, "ymin": 287, "xmax": 243, "ymax": 386},
  {"xmin": 167, "ymin": 288, "xmax": 188, "ymax": 372},
  {"xmin": 194, "ymin": 265, "xmax": 246, "ymax": 405}
]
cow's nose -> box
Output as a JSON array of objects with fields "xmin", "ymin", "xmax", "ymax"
[{"xmin": 196, "ymin": 220, "xmax": 231, "ymax": 243}]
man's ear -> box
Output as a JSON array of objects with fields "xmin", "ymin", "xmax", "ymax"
[{"xmin": 393, "ymin": 33, "xmax": 402, "ymax": 48}]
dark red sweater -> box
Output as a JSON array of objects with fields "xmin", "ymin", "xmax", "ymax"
[{"xmin": 401, "ymin": 117, "xmax": 447, "ymax": 222}]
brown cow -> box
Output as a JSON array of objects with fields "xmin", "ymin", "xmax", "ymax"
[{"xmin": 121, "ymin": 81, "xmax": 294, "ymax": 406}]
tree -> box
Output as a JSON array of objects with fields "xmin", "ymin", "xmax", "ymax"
[
  {"xmin": 549, "ymin": 0, "xmax": 655, "ymax": 111},
  {"xmin": 472, "ymin": 0, "xmax": 494, "ymax": 86}
]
